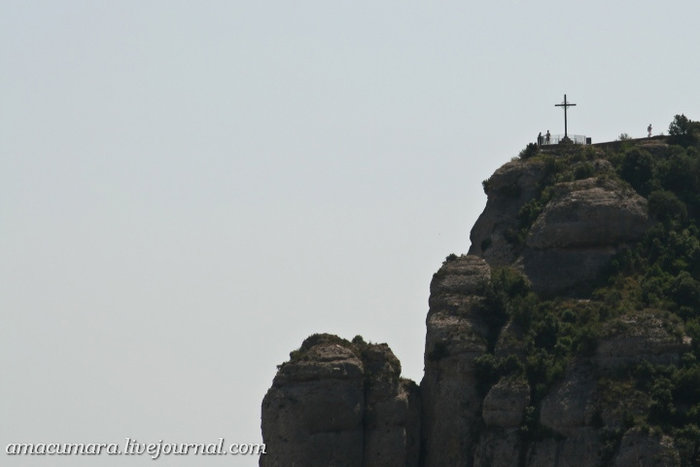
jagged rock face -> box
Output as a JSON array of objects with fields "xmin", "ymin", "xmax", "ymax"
[
  {"xmin": 261, "ymin": 336, "xmax": 365, "ymax": 466},
  {"xmin": 522, "ymin": 177, "xmax": 650, "ymax": 294},
  {"xmin": 421, "ymin": 255, "xmax": 491, "ymax": 466},
  {"xmin": 473, "ymin": 429, "xmax": 521, "ymax": 467},
  {"xmin": 362, "ymin": 344, "xmax": 421, "ymax": 467},
  {"xmin": 539, "ymin": 362, "xmax": 597, "ymax": 437},
  {"xmin": 596, "ymin": 309, "xmax": 691, "ymax": 370},
  {"xmin": 526, "ymin": 177, "xmax": 649, "ymax": 249},
  {"xmin": 526, "ymin": 428, "xmax": 602, "ymax": 467},
  {"xmin": 469, "ymin": 159, "xmax": 547, "ymax": 266},
  {"xmin": 613, "ymin": 428, "xmax": 681, "ymax": 466},
  {"xmin": 529, "ymin": 364, "xmax": 605, "ymax": 466},
  {"xmin": 482, "ymin": 378, "xmax": 530, "ymax": 428},
  {"xmin": 471, "ymin": 157, "xmax": 650, "ymax": 295},
  {"xmin": 261, "ymin": 146, "xmax": 697, "ymax": 466},
  {"xmin": 260, "ymin": 334, "xmax": 420, "ymax": 467},
  {"xmin": 473, "ymin": 378, "xmax": 530, "ymax": 467}
]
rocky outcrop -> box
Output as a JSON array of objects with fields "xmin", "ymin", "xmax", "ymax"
[
  {"xmin": 469, "ymin": 159, "xmax": 547, "ymax": 266},
  {"xmin": 522, "ymin": 177, "xmax": 650, "ymax": 294},
  {"xmin": 261, "ymin": 143, "xmax": 698, "ymax": 466},
  {"xmin": 362, "ymin": 344, "xmax": 421, "ymax": 467},
  {"xmin": 525, "ymin": 428, "xmax": 602, "ymax": 467},
  {"xmin": 473, "ymin": 378, "xmax": 530, "ymax": 467},
  {"xmin": 613, "ymin": 428, "xmax": 681, "ymax": 466},
  {"xmin": 539, "ymin": 362, "xmax": 597, "ymax": 437},
  {"xmin": 473, "ymin": 429, "xmax": 522, "ymax": 467},
  {"xmin": 260, "ymin": 334, "xmax": 419, "ymax": 467},
  {"xmin": 470, "ymin": 157, "xmax": 651, "ymax": 295},
  {"xmin": 526, "ymin": 177, "xmax": 649, "ymax": 249},
  {"xmin": 532, "ymin": 363, "xmax": 603, "ymax": 467},
  {"xmin": 420, "ymin": 255, "xmax": 491, "ymax": 466},
  {"xmin": 596, "ymin": 309, "xmax": 690, "ymax": 370},
  {"xmin": 482, "ymin": 378, "xmax": 530, "ymax": 428}
]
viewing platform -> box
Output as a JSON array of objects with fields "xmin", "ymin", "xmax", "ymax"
[{"xmin": 541, "ymin": 134, "xmax": 591, "ymax": 146}]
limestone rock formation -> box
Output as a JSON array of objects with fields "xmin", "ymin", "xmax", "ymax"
[
  {"xmin": 473, "ymin": 378, "xmax": 530, "ymax": 467},
  {"xmin": 613, "ymin": 428, "xmax": 681, "ymax": 467},
  {"xmin": 470, "ymin": 159, "xmax": 651, "ymax": 295},
  {"xmin": 260, "ymin": 334, "xmax": 420, "ymax": 467},
  {"xmin": 469, "ymin": 159, "xmax": 547, "ymax": 266},
  {"xmin": 482, "ymin": 378, "xmax": 530, "ymax": 428},
  {"xmin": 261, "ymin": 140, "xmax": 699, "ymax": 466},
  {"xmin": 539, "ymin": 362, "xmax": 597, "ymax": 437},
  {"xmin": 595, "ymin": 309, "xmax": 690, "ymax": 370},
  {"xmin": 421, "ymin": 255, "xmax": 491, "ymax": 466},
  {"xmin": 526, "ymin": 177, "xmax": 649, "ymax": 250},
  {"xmin": 522, "ymin": 177, "xmax": 650, "ymax": 294},
  {"xmin": 525, "ymin": 428, "xmax": 602, "ymax": 467}
]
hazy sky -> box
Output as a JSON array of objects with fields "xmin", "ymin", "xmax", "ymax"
[{"xmin": 2, "ymin": 1, "xmax": 699, "ymax": 466}]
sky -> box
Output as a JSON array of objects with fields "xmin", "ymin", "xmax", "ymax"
[{"xmin": 2, "ymin": 1, "xmax": 699, "ymax": 466}]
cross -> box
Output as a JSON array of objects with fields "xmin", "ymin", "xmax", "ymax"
[{"xmin": 555, "ymin": 94, "xmax": 576, "ymax": 139}]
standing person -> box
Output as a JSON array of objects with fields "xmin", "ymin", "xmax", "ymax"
[
  {"xmin": 538, "ymin": 132, "xmax": 543, "ymax": 146},
  {"xmin": 648, "ymin": 124, "xmax": 652, "ymax": 137},
  {"xmin": 545, "ymin": 130, "xmax": 551, "ymax": 144}
]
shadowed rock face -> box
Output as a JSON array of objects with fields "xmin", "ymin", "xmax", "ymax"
[
  {"xmin": 261, "ymin": 148, "xmax": 694, "ymax": 466},
  {"xmin": 260, "ymin": 334, "xmax": 420, "ymax": 467},
  {"xmin": 482, "ymin": 378, "xmax": 530, "ymax": 429},
  {"xmin": 613, "ymin": 428, "xmax": 681, "ymax": 467},
  {"xmin": 471, "ymin": 163, "xmax": 651, "ymax": 295},
  {"xmin": 420, "ymin": 255, "xmax": 491, "ymax": 466},
  {"xmin": 473, "ymin": 378, "xmax": 530, "ymax": 467},
  {"xmin": 526, "ymin": 178, "xmax": 649, "ymax": 250},
  {"xmin": 469, "ymin": 159, "xmax": 547, "ymax": 266},
  {"xmin": 261, "ymin": 336, "xmax": 365, "ymax": 467},
  {"xmin": 522, "ymin": 177, "xmax": 650, "ymax": 295},
  {"xmin": 595, "ymin": 309, "xmax": 691, "ymax": 370}
]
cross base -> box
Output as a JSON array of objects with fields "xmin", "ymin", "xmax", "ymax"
[{"xmin": 559, "ymin": 135, "xmax": 573, "ymax": 144}]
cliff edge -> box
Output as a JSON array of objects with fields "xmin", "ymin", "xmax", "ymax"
[{"xmin": 261, "ymin": 127, "xmax": 700, "ymax": 466}]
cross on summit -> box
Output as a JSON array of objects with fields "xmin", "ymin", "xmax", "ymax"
[
  {"xmin": 555, "ymin": 94, "xmax": 576, "ymax": 142},
  {"xmin": 537, "ymin": 94, "xmax": 589, "ymax": 146}
]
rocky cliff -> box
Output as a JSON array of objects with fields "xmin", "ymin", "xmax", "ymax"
[
  {"xmin": 261, "ymin": 334, "xmax": 420, "ymax": 467},
  {"xmin": 261, "ymin": 137, "xmax": 700, "ymax": 466}
]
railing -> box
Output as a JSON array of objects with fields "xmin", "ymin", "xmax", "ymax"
[{"xmin": 540, "ymin": 134, "xmax": 590, "ymax": 145}]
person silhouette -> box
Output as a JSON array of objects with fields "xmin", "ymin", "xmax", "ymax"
[
  {"xmin": 647, "ymin": 124, "xmax": 652, "ymax": 137},
  {"xmin": 545, "ymin": 130, "xmax": 551, "ymax": 144}
]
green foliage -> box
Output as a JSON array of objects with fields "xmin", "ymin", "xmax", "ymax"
[
  {"xmin": 473, "ymin": 354, "xmax": 524, "ymax": 396},
  {"xmin": 519, "ymin": 142, "xmax": 539, "ymax": 159},
  {"xmin": 474, "ymin": 122, "xmax": 700, "ymax": 463},
  {"xmin": 618, "ymin": 148, "xmax": 656, "ymax": 196},
  {"xmin": 648, "ymin": 190, "xmax": 688, "ymax": 226},
  {"xmin": 673, "ymin": 424, "xmax": 700, "ymax": 466},
  {"xmin": 618, "ymin": 133, "xmax": 632, "ymax": 141},
  {"xmin": 574, "ymin": 162, "xmax": 595, "ymax": 180},
  {"xmin": 444, "ymin": 253, "xmax": 459, "ymax": 263},
  {"xmin": 287, "ymin": 333, "xmax": 353, "ymax": 364},
  {"xmin": 668, "ymin": 114, "xmax": 700, "ymax": 147}
]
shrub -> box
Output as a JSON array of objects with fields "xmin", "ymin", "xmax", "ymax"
[
  {"xmin": 574, "ymin": 162, "xmax": 595, "ymax": 180},
  {"xmin": 648, "ymin": 190, "xmax": 688, "ymax": 226},
  {"xmin": 482, "ymin": 178, "xmax": 491, "ymax": 194},
  {"xmin": 519, "ymin": 142, "xmax": 539, "ymax": 159},
  {"xmin": 619, "ymin": 148, "xmax": 655, "ymax": 196}
]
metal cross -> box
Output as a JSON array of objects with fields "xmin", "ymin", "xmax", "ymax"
[{"xmin": 555, "ymin": 94, "xmax": 576, "ymax": 139}]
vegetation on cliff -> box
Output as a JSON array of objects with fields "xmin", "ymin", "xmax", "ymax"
[
  {"xmin": 262, "ymin": 115, "xmax": 700, "ymax": 466},
  {"xmin": 474, "ymin": 114, "xmax": 700, "ymax": 465}
]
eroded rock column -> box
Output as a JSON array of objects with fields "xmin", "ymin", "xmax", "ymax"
[{"xmin": 420, "ymin": 255, "xmax": 492, "ymax": 466}]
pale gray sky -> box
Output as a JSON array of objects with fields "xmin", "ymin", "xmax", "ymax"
[{"xmin": 2, "ymin": 1, "xmax": 699, "ymax": 466}]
